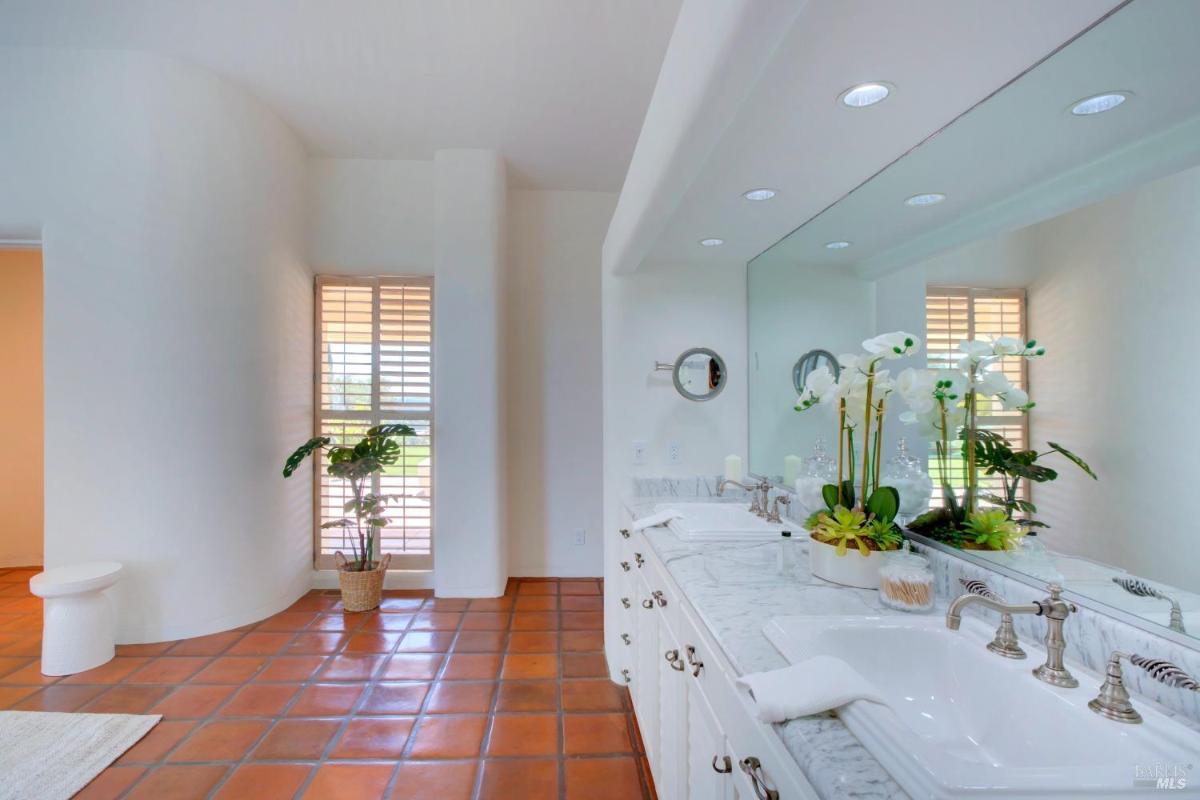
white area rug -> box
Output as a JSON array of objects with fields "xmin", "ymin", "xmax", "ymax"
[{"xmin": 0, "ymin": 710, "xmax": 160, "ymax": 800}]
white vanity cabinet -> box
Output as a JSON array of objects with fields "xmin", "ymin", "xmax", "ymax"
[{"xmin": 606, "ymin": 511, "xmax": 819, "ymax": 800}]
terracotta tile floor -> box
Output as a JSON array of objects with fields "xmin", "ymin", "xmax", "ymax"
[{"xmin": 0, "ymin": 569, "xmax": 656, "ymax": 800}]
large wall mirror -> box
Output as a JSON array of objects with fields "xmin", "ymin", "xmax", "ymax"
[{"xmin": 748, "ymin": 0, "xmax": 1200, "ymax": 643}]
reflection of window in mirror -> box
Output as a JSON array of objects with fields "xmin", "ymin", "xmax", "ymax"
[{"xmin": 925, "ymin": 287, "xmax": 1028, "ymax": 509}]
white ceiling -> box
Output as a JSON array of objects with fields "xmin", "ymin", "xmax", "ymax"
[
  {"xmin": 613, "ymin": 0, "xmax": 1127, "ymax": 271},
  {"xmin": 0, "ymin": 0, "xmax": 682, "ymax": 191}
]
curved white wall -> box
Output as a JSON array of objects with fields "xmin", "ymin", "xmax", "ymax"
[{"xmin": 0, "ymin": 48, "xmax": 312, "ymax": 642}]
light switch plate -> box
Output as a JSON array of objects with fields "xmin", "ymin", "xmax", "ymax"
[
  {"xmin": 573, "ymin": 528, "xmax": 586, "ymax": 546},
  {"xmin": 667, "ymin": 440, "xmax": 682, "ymax": 464},
  {"xmin": 632, "ymin": 440, "xmax": 647, "ymax": 465}
]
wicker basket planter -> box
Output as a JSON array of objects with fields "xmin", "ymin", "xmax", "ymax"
[{"xmin": 334, "ymin": 552, "xmax": 391, "ymax": 612}]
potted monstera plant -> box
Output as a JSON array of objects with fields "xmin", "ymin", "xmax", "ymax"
[{"xmin": 283, "ymin": 423, "xmax": 415, "ymax": 612}]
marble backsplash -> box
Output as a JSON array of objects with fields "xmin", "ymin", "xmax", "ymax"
[{"xmin": 634, "ymin": 475, "xmax": 1200, "ymax": 728}]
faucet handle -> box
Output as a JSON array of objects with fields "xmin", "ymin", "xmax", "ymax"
[
  {"xmin": 1042, "ymin": 583, "xmax": 1077, "ymax": 614},
  {"xmin": 1089, "ymin": 650, "xmax": 1200, "ymax": 724},
  {"xmin": 960, "ymin": 578, "xmax": 1004, "ymax": 603}
]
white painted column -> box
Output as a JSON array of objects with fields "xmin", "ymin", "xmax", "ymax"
[{"xmin": 432, "ymin": 150, "xmax": 508, "ymax": 597}]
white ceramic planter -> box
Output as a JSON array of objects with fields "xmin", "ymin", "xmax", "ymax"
[{"xmin": 808, "ymin": 538, "xmax": 882, "ymax": 589}]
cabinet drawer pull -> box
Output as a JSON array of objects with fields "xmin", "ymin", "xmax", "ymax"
[
  {"xmin": 620, "ymin": 597, "xmax": 631, "ymax": 609},
  {"xmin": 621, "ymin": 633, "xmax": 631, "ymax": 645},
  {"xmin": 641, "ymin": 598, "xmax": 654, "ymax": 609},
  {"xmin": 619, "ymin": 528, "xmax": 631, "ymax": 539},
  {"xmin": 712, "ymin": 755, "xmax": 732, "ymax": 774},
  {"xmin": 620, "ymin": 561, "xmax": 631, "ymax": 572},
  {"xmin": 664, "ymin": 649, "xmax": 686, "ymax": 671},
  {"xmin": 621, "ymin": 669, "xmax": 631, "ymax": 684},
  {"xmin": 686, "ymin": 645, "xmax": 704, "ymax": 676},
  {"xmin": 740, "ymin": 757, "xmax": 779, "ymax": 800},
  {"xmin": 652, "ymin": 590, "xmax": 667, "ymax": 607},
  {"xmin": 635, "ymin": 553, "xmax": 645, "ymax": 568}
]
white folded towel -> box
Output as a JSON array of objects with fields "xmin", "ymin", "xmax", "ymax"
[
  {"xmin": 631, "ymin": 508, "xmax": 682, "ymax": 532},
  {"xmin": 736, "ymin": 655, "xmax": 885, "ymax": 723}
]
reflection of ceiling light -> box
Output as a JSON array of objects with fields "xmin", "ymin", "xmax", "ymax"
[
  {"xmin": 1070, "ymin": 92, "xmax": 1129, "ymax": 116},
  {"xmin": 905, "ymin": 193, "xmax": 946, "ymax": 207},
  {"xmin": 699, "ymin": 238, "xmax": 725, "ymax": 247},
  {"xmin": 840, "ymin": 82, "xmax": 891, "ymax": 108},
  {"xmin": 742, "ymin": 188, "xmax": 777, "ymax": 201},
  {"xmin": 825, "ymin": 241, "xmax": 852, "ymax": 250}
]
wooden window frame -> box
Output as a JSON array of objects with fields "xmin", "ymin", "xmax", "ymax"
[{"xmin": 312, "ymin": 275, "xmax": 434, "ymax": 571}]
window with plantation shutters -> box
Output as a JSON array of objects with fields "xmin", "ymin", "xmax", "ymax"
[
  {"xmin": 925, "ymin": 287, "xmax": 1029, "ymax": 508},
  {"xmin": 314, "ymin": 276, "xmax": 432, "ymax": 570}
]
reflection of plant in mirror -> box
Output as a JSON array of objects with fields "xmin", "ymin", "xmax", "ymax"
[
  {"xmin": 901, "ymin": 336, "xmax": 1098, "ymax": 550},
  {"xmin": 963, "ymin": 509, "xmax": 1023, "ymax": 550}
]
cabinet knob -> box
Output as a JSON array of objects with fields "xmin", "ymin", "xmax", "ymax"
[
  {"xmin": 641, "ymin": 598, "xmax": 654, "ymax": 609},
  {"xmin": 664, "ymin": 649, "xmax": 685, "ymax": 671},
  {"xmin": 620, "ymin": 561, "xmax": 631, "ymax": 572},
  {"xmin": 621, "ymin": 668, "xmax": 631, "ymax": 683},
  {"xmin": 634, "ymin": 553, "xmax": 645, "ymax": 568},
  {"xmin": 619, "ymin": 528, "xmax": 631, "ymax": 539},
  {"xmin": 652, "ymin": 590, "xmax": 667, "ymax": 607},
  {"xmin": 620, "ymin": 633, "xmax": 631, "ymax": 645},
  {"xmin": 740, "ymin": 757, "xmax": 780, "ymax": 800},
  {"xmin": 711, "ymin": 755, "xmax": 733, "ymax": 774},
  {"xmin": 620, "ymin": 597, "xmax": 631, "ymax": 609}
]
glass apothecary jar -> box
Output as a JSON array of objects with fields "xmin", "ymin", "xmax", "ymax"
[{"xmin": 879, "ymin": 547, "xmax": 934, "ymax": 612}]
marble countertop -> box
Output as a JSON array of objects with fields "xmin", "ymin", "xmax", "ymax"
[{"xmin": 624, "ymin": 497, "xmax": 909, "ymax": 800}]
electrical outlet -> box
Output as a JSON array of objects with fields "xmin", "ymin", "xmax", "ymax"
[
  {"xmin": 667, "ymin": 440, "xmax": 682, "ymax": 464},
  {"xmin": 632, "ymin": 440, "xmax": 647, "ymax": 465},
  {"xmin": 573, "ymin": 528, "xmax": 586, "ymax": 546}
]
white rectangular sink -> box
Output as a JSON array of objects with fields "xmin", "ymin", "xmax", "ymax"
[
  {"xmin": 764, "ymin": 614, "xmax": 1200, "ymax": 799},
  {"xmin": 653, "ymin": 502, "xmax": 792, "ymax": 542}
]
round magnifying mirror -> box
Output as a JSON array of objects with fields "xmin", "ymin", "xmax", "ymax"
[
  {"xmin": 793, "ymin": 349, "xmax": 840, "ymax": 394},
  {"xmin": 673, "ymin": 347, "xmax": 727, "ymax": 402}
]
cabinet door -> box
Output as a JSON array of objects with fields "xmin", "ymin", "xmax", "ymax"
[
  {"xmin": 633, "ymin": 572, "xmax": 660, "ymax": 770},
  {"xmin": 656, "ymin": 616, "xmax": 688, "ymax": 800},
  {"xmin": 687, "ymin": 676, "xmax": 732, "ymax": 800}
]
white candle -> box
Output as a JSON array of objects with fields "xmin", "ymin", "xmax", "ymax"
[
  {"xmin": 783, "ymin": 454, "xmax": 802, "ymax": 485},
  {"xmin": 724, "ymin": 454, "xmax": 743, "ymax": 483}
]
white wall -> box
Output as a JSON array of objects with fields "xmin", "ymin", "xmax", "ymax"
[
  {"xmin": 432, "ymin": 150, "xmax": 508, "ymax": 597},
  {"xmin": 506, "ymin": 190, "xmax": 614, "ymax": 577},
  {"xmin": 308, "ymin": 159, "xmax": 434, "ymax": 274},
  {"xmin": 0, "ymin": 48, "xmax": 312, "ymax": 642},
  {"xmin": 603, "ymin": 262, "xmax": 748, "ymax": 485}
]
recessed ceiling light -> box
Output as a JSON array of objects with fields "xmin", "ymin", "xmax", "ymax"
[
  {"xmin": 905, "ymin": 193, "xmax": 946, "ymax": 207},
  {"xmin": 742, "ymin": 188, "xmax": 777, "ymax": 201},
  {"xmin": 840, "ymin": 82, "xmax": 892, "ymax": 108},
  {"xmin": 825, "ymin": 240, "xmax": 852, "ymax": 250},
  {"xmin": 699, "ymin": 238, "xmax": 725, "ymax": 247},
  {"xmin": 1070, "ymin": 92, "xmax": 1129, "ymax": 116}
]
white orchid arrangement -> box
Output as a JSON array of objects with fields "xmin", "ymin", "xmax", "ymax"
[
  {"xmin": 893, "ymin": 335, "xmax": 1094, "ymax": 550},
  {"xmin": 797, "ymin": 332, "xmax": 1093, "ymax": 552},
  {"xmin": 794, "ymin": 331, "xmax": 920, "ymax": 554}
]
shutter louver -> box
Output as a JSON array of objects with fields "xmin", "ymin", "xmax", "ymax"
[{"xmin": 314, "ymin": 276, "xmax": 433, "ymax": 570}]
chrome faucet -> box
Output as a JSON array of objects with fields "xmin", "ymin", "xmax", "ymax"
[
  {"xmin": 717, "ymin": 478, "xmax": 771, "ymax": 517},
  {"xmin": 947, "ymin": 582, "xmax": 1079, "ymax": 688}
]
